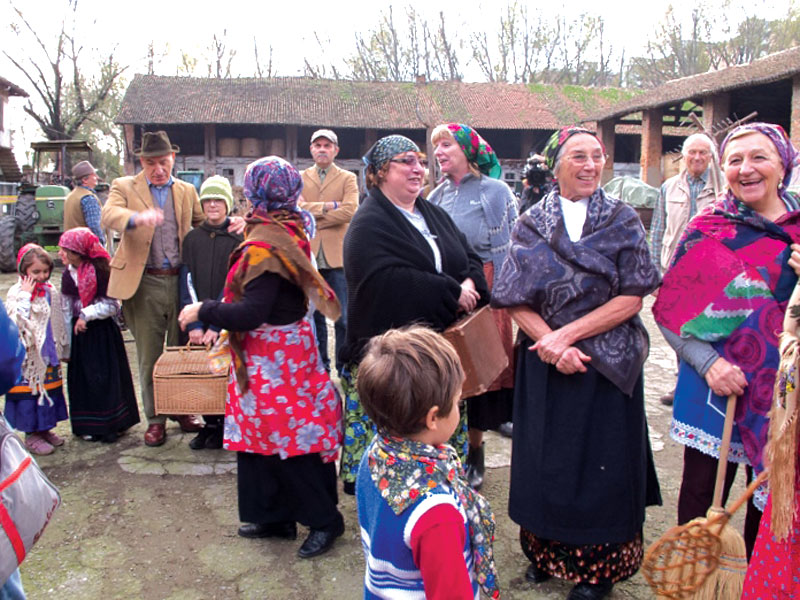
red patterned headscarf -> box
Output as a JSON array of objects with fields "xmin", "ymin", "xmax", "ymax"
[
  {"xmin": 58, "ymin": 228, "xmax": 111, "ymax": 307},
  {"xmin": 16, "ymin": 243, "xmax": 51, "ymax": 298}
]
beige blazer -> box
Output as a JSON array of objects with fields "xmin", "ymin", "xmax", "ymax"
[
  {"xmin": 299, "ymin": 164, "xmax": 358, "ymax": 269},
  {"xmin": 101, "ymin": 172, "xmax": 204, "ymax": 300}
]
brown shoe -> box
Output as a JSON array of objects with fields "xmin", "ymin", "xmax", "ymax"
[
  {"xmin": 172, "ymin": 415, "xmax": 202, "ymax": 433},
  {"xmin": 144, "ymin": 424, "xmax": 166, "ymax": 447},
  {"xmin": 659, "ymin": 391, "xmax": 674, "ymax": 406}
]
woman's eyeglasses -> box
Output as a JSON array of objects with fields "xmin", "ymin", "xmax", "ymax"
[
  {"xmin": 389, "ymin": 156, "xmax": 425, "ymax": 167},
  {"xmin": 565, "ymin": 152, "xmax": 607, "ymax": 165}
]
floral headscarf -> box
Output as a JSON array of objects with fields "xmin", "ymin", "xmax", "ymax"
[
  {"xmin": 362, "ymin": 135, "xmax": 420, "ymax": 171},
  {"xmin": 542, "ymin": 126, "xmax": 605, "ymax": 171},
  {"xmin": 368, "ymin": 433, "xmax": 500, "ymax": 599},
  {"xmin": 58, "ymin": 228, "xmax": 111, "ymax": 307},
  {"xmin": 720, "ymin": 122, "xmax": 798, "ymax": 190},
  {"xmin": 243, "ymin": 156, "xmax": 314, "ymax": 235},
  {"xmin": 443, "ymin": 123, "xmax": 502, "ymax": 179},
  {"xmin": 16, "ymin": 243, "xmax": 51, "ymax": 299}
]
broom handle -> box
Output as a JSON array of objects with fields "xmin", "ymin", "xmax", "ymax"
[{"xmin": 711, "ymin": 394, "xmax": 737, "ymax": 510}]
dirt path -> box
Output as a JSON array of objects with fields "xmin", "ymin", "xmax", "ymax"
[{"xmin": 2, "ymin": 271, "xmax": 748, "ymax": 599}]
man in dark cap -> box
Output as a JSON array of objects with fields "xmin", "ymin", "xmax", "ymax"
[
  {"xmin": 64, "ymin": 160, "xmax": 105, "ymax": 245},
  {"xmin": 101, "ymin": 131, "xmax": 244, "ymax": 446}
]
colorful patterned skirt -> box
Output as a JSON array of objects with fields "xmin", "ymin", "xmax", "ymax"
[
  {"xmin": 222, "ymin": 319, "xmax": 342, "ymax": 462},
  {"xmin": 521, "ymin": 529, "xmax": 644, "ymax": 584},
  {"xmin": 339, "ymin": 363, "xmax": 469, "ymax": 484},
  {"xmin": 4, "ymin": 365, "xmax": 68, "ymax": 433}
]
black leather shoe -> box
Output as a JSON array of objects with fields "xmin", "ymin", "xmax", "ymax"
[
  {"xmin": 297, "ymin": 521, "xmax": 345, "ymax": 558},
  {"xmin": 237, "ymin": 521, "xmax": 297, "ymax": 540},
  {"xmin": 567, "ymin": 581, "xmax": 613, "ymax": 600},
  {"xmin": 189, "ymin": 428, "xmax": 211, "ymax": 450},
  {"xmin": 524, "ymin": 564, "xmax": 551, "ymax": 584},
  {"xmin": 204, "ymin": 427, "xmax": 223, "ymax": 449}
]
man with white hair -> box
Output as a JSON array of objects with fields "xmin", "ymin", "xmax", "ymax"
[{"xmin": 650, "ymin": 132, "xmax": 722, "ymax": 405}]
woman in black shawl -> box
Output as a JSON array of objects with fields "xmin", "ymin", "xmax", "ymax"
[
  {"xmin": 492, "ymin": 127, "xmax": 661, "ymax": 600},
  {"xmin": 338, "ymin": 134, "xmax": 489, "ymax": 494}
]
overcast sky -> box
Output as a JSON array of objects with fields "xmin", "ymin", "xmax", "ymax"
[{"xmin": 0, "ymin": 0, "xmax": 794, "ymax": 161}]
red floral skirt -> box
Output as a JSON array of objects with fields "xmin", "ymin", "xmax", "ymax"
[{"xmin": 222, "ymin": 319, "xmax": 342, "ymax": 462}]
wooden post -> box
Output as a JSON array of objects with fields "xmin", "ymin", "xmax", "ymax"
[
  {"xmin": 204, "ymin": 124, "xmax": 216, "ymax": 176},
  {"xmin": 286, "ymin": 125, "xmax": 298, "ymax": 163},
  {"xmin": 703, "ymin": 93, "xmax": 731, "ymax": 144},
  {"xmin": 596, "ymin": 118, "xmax": 616, "ymax": 185},
  {"xmin": 123, "ymin": 124, "xmax": 136, "ymax": 176},
  {"xmin": 520, "ymin": 130, "xmax": 534, "ymax": 159},
  {"xmin": 640, "ymin": 108, "xmax": 663, "ymax": 187},
  {"xmin": 792, "ymin": 75, "xmax": 800, "ymax": 148}
]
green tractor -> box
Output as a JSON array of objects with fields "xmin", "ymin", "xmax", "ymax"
[{"xmin": 0, "ymin": 140, "xmax": 95, "ymax": 272}]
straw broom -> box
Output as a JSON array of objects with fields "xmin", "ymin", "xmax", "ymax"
[
  {"xmin": 643, "ymin": 392, "xmax": 759, "ymax": 599},
  {"xmin": 689, "ymin": 393, "xmax": 747, "ymax": 600}
]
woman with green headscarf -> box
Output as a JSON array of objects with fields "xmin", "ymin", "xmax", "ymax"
[{"xmin": 428, "ymin": 123, "xmax": 519, "ymax": 491}]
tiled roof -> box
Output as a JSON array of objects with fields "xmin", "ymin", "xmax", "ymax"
[
  {"xmin": 117, "ymin": 75, "xmax": 639, "ymax": 130},
  {"xmin": 587, "ymin": 45, "xmax": 800, "ymax": 122}
]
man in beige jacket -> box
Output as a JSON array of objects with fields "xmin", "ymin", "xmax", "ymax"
[
  {"xmin": 101, "ymin": 131, "xmax": 244, "ymax": 446},
  {"xmin": 299, "ymin": 129, "xmax": 358, "ymax": 374}
]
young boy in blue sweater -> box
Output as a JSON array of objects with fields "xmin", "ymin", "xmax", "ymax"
[{"xmin": 355, "ymin": 326, "xmax": 500, "ymax": 599}]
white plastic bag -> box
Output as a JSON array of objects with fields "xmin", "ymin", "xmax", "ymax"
[{"xmin": 0, "ymin": 417, "xmax": 61, "ymax": 582}]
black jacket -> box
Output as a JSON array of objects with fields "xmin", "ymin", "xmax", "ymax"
[{"xmin": 340, "ymin": 187, "xmax": 488, "ymax": 364}]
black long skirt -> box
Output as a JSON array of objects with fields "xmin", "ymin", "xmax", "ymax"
[
  {"xmin": 509, "ymin": 338, "xmax": 661, "ymax": 546},
  {"xmin": 67, "ymin": 317, "xmax": 140, "ymax": 437}
]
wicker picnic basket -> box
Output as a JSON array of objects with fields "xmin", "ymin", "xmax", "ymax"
[{"xmin": 153, "ymin": 345, "xmax": 227, "ymax": 415}]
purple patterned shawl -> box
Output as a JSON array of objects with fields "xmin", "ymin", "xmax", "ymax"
[{"xmin": 492, "ymin": 186, "xmax": 660, "ymax": 395}]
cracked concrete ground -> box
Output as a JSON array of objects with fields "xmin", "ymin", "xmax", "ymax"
[{"xmin": 2, "ymin": 271, "xmax": 749, "ymax": 599}]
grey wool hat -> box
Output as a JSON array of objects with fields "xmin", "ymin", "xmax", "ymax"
[{"xmin": 71, "ymin": 160, "xmax": 96, "ymax": 180}]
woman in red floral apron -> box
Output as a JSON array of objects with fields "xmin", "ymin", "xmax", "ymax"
[{"xmin": 179, "ymin": 156, "xmax": 344, "ymax": 559}]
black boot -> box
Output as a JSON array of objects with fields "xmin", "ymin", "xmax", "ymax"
[
  {"xmin": 465, "ymin": 443, "xmax": 485, "ymax": 491},
  {"xmin": 204, "ymin": 425, "xmax": 223, "ymax": 449}
]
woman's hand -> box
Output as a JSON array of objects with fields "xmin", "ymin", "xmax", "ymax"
[
  {"xmin": 178, "ymin": 302, "xmax": 203, "ymax": 331},
  {"xmin": 188, "ymin": 328, "xmax": 204, "ymax": 345},
  {"xmin": 704, "ymin": 357, "xmax": 748, "ymax": 397},
  {"xmin": 789, "ymin": 243, "xmax": 800, "ymax": 277},
  {"xmin": 531, "ymin": 327, "xmax": 575, "ymax": 365},
  {"xmin": 19, "ymin": 275, "xmax": 35, "ymax": 293},
  {"xmin": 73, "ymin": 317, "xmax": 87, "ymax": 335},
  {"xmin": 201, "ymin": 329, "xmax": 219, "ymax": 346},
  {"xmin": 228, "ymin": 216, "xmax": 246, "ymax": 235},
  {"xmin": 457, "ymin": 278, "xmax": 480, "ymax": 313},
  {"xmin": 555, "ymin": 346, "xmax": 592, "ymax": 375}
]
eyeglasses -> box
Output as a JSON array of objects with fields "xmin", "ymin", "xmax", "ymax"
[
  {"xmin": 389, "ymin": 156, "xmax": 424, "ymax": 167},
  {"xmin": 565, "ymin": 152, "xmax": 607, "ymax": 165}
]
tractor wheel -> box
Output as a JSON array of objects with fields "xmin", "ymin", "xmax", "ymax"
[
  {"xmin": 0, "ymin": 216, "xmax": 17, "ymax": 272},
  {"xmin": 14, "ymin": 192, "xmax": 37, "ymax": 232}
]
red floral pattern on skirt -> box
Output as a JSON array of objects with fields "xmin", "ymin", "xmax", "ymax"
[{"xmin": 222, "ymin": 318, "xmax": 342, "ymax": 463}]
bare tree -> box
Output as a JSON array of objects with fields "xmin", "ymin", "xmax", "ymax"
[
  {"xmin": 306, "ymin": 7, "xmax": 461, "ymax": 82},
  {"xmin": 4, "ymin": 2, "xmax": 126, "ymax": 141},
  {"xmin": 253, "ymin": 39, "xmax": 275, "ymax": 78},
  {"xmin": 207, "ymin": 30, "xmax": 236, "ymax": 78}
]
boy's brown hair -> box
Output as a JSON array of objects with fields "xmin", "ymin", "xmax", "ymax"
[
  {"xmin": 18, "ymin": 245, "xmax": 53, "ymax": 275},
  {"xmin": 357, "ymin": 325, "xmax": 464, "ymax": 435}
]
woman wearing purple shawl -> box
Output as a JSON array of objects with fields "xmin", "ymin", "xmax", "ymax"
[
  {"xmin": 492, "ymin": 127, "xmax": 662, "ymax": 600},
  {"xmin": 653, "ymin": 123, "xmax": 800, "ymax": 560}
]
